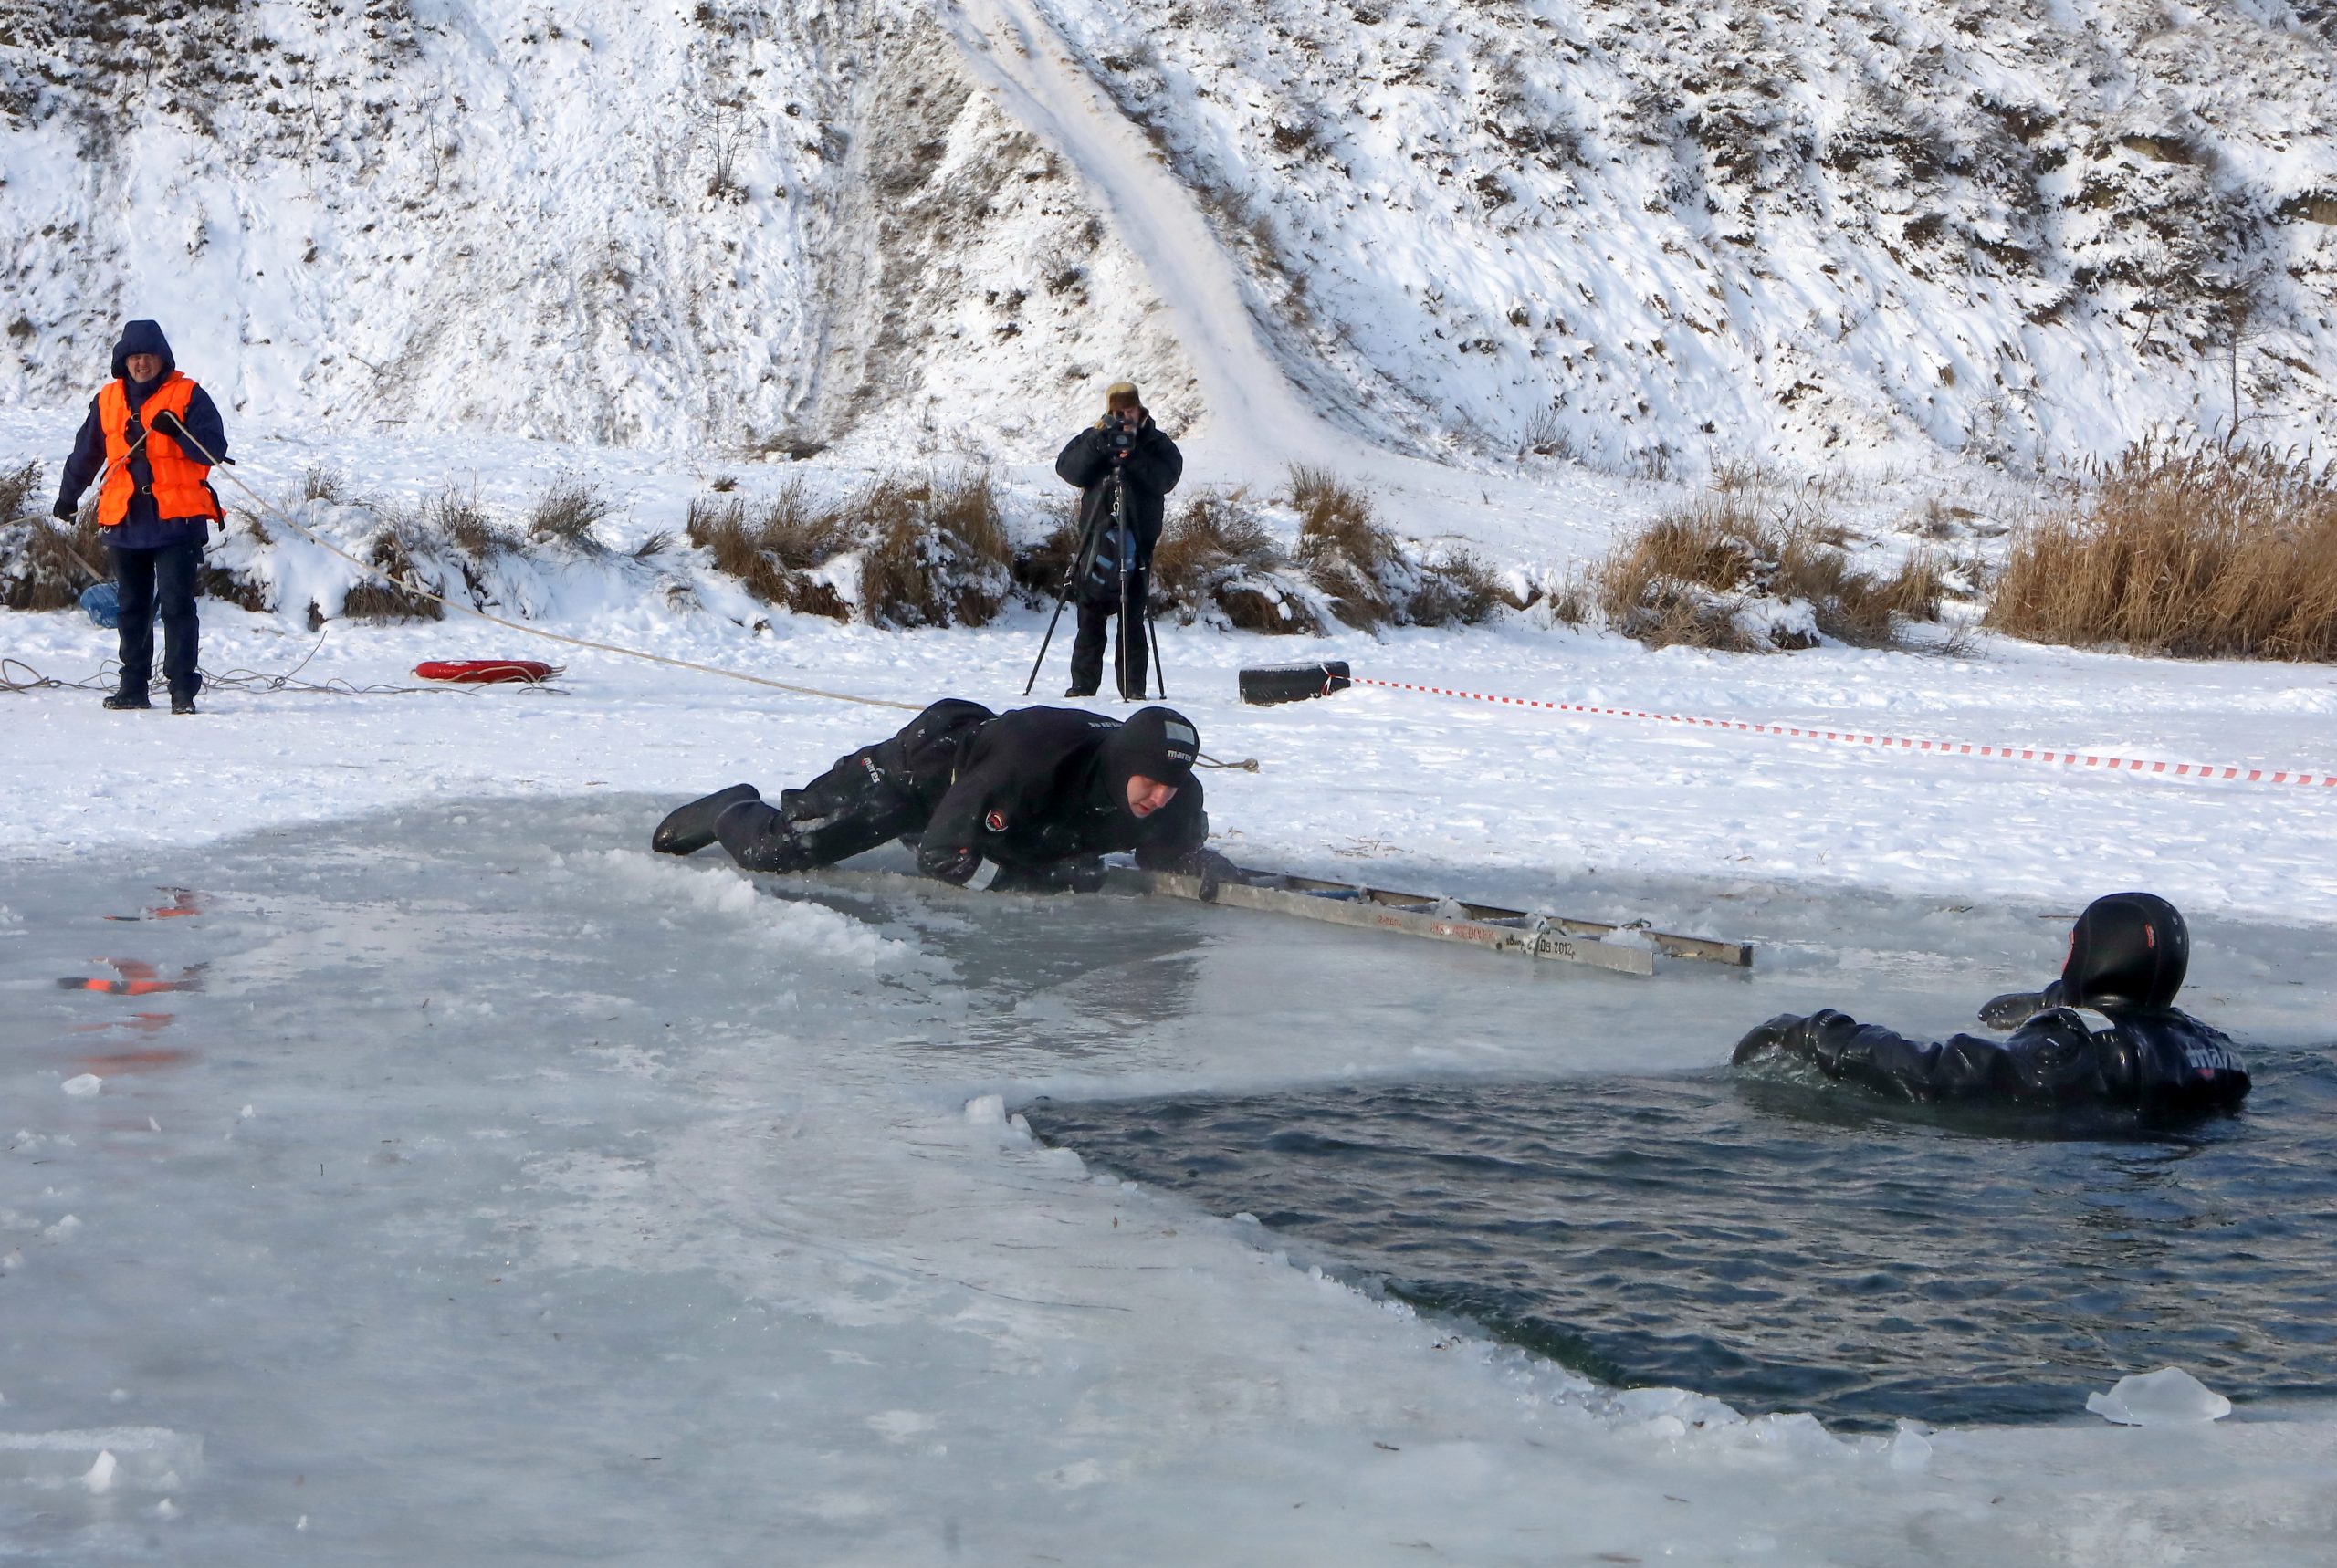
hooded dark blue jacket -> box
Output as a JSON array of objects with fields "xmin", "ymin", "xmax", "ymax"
[{"xmin": 57, "ymin": 321, "xmax": 228, "ymax": 551}]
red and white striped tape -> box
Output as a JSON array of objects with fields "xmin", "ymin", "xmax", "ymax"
[{"xmin": 1351, "ymin": 676, "xmax": 2337, "ymax": 789}]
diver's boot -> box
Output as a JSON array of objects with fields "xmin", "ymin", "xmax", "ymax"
[
  {"xmin": 713, "ymin": 798, "xmax": 818, "ymax": 874},
  {"xmin": 652, "ymin": 783, "xmax": 761, "ymax": 856}
]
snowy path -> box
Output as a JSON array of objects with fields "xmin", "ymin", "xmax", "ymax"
[
  {"xmin": 943, "ymin": 0, "xmax": 1347, "ymax": 474},
  {"xmin": 939, "ymin": 0, "xmax": 1673, "ymax": 549}
]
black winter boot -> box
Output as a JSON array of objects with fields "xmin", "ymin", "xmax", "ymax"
[
  {"xmin": 103, "ymin": 689, "xmax": 152, "ymax": 711},
  {"xmin": 712, "ymin": 799, "xmax": 818, "ymax": 874},
  {"xmin": 171, "ymin": 693, "xmax": 199, "ymax": 716},
  {"xmin": 651, "ymin": 783, "xmax": 761, "ymax": 856}
]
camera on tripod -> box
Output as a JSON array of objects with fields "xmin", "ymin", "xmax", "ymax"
[{"xmin": 1106, "ymin": 410, "xmax": 1138, "ymax": 464}]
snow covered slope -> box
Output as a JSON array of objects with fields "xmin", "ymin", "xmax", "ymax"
[
  {"xmin": 0, "ymin": 0, "xmax": 1199, "ymax": 458},
  {"xmin": 1033, "ymin": 0, "xmax": 2337, "ymax": 471},
  {"xmin": 9, "ymin": 2, "xmax": 2333, "ymax": 471}
]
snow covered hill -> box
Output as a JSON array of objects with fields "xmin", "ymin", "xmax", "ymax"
[
  {"xmin": 0, "ymin": 0, "xmax": 1200, "ymax": 457},
  {"xmin": 5, "ymin": 1, "xmax": 2334, "ymax": 471}
]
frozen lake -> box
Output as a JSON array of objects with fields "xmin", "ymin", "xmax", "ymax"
[{"xmin": 6, "ymin": 793, "xmax": 2335, "ymax": 1563}]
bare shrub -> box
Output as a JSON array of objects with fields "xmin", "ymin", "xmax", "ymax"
[
  {"xmin": 1011, "ymin": 497, "xmax": 1083, "ymax": 601},
  {"xmin": 1585, "ymin": 496, "xmax": 1944, "ymax": 652},
  {"xmin": 526, "ymin": 475, "xmax": 613, "ymax": 549},
  {"xmin": 341, "ymin": 524, "xmax": 445, "ymax": 623},
  {"xmin": 1406, "ymin": 549, "xmax": 1512, "ymax": 627},
  {"xmin": 1285, "ymin": 465, "xmax": 1513, "ymax": 630},
  {"xmin": 0, "ymin": 460, "xmax": 113, "ymax": 611},
  {"xmin": 684, "ymin": 482, "xmax": 852, "ymax": 621},
  {"xmin": 0, "ymin": 459, "xmax": 40, "ymax": 523},
  {"xmin": 424, "ymin": 485, "xmax": 516, "ymax": 559},
  {"xmin": 1154, "ymin": 492, "xmax": 1318, "ymax": 634},
  {"xmin": 1291, "ymin": 464, "xmax": 1399, "ymax": 629},
  {"xmin": 301, "ymin": 464, "xmax": 345, "ymax": 503},
  {"xmin": 856, "ymin": 469, "xmax": 1012, "ymax": 628},
  {"xmin": 1986, "ymin": 441, "xmax": 2337, "ymax": 660}
]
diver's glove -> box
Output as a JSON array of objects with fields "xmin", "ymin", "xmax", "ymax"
[
  {"xmin": 1732, "ymin": 1013, "xmax": 1807, "ymax": 1064},
  {"xmin": 1976, "ymin": 979, "xmax": 2062, "ymax": 1030}
]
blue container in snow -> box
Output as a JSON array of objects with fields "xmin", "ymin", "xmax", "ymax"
[{"xmin": 80, "ymin": 582, "xmax": 121, "ymax": 628}]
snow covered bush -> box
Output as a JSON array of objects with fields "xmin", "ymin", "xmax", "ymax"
[
  {"xmin": 0, "ymin": 460, "xmax": 105, "ymax": 612},
  {"xmin": 852, "ymin": 469, "xmax": 1012, "ymax": 629},
  {"xmin": 1569, "ymin": 495, "xmax": 1943, "ymax": 652},
  {"xmin": 1151, "ymin": 491, "xmax": 1320, "ymax": 634},
  {"xmin": 1986, "ymin": 441, "xmax": 2337, "ymax": 660},
  {"xmin": 685, "ymin": 485, "xmax": 852, "ymax": 622},
  {"xmin": 1289, "ymin": 465, "xmax": 1507, "ymax": 630}
]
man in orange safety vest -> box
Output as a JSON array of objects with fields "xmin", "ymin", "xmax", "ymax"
[{"xmin": 53, "ymin": 320, "xmax": 229, "ymax": 714}]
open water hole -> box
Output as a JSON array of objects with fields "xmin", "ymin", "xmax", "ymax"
[{"xmin": 1022, "ymin": 1056, "xmax": 2337, "ymax": 1432}]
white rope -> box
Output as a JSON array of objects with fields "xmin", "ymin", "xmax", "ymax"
[{"xmin": 164, "ymin": 419, "xmax": 921, "ymax": 713}]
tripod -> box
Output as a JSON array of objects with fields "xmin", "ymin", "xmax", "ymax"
[{"xmin": 1022, "ymin": 459, "xmax": 1166, "ymax": 700}]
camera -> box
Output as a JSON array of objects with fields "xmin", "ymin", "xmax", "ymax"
[{"xmin": 1106, "ymin": 409, "xmax": 1138, "ymax": 462}]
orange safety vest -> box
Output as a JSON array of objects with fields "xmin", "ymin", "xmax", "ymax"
[{"xmin": 97, "ymin": 371, "xmax": 222, "ymax": 528}]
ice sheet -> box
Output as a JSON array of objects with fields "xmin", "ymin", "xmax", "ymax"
[{"xmin": 5, "ymin": 796, "xmax": 2334, "ymax": 1563}]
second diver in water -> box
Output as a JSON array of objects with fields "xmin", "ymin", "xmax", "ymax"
[
  {"xmin": 1733, "ymin": 892, "xmax": 2249, "ymax": 1116},
  {"xmin": 651, "ymin": 700, "xmax": 1221, "ymax": 893}
]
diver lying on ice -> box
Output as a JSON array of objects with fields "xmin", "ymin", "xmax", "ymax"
[
  {"xmin": 1733, "ymin": 892, "xmax": 2249, "ymax": 1117},
  {"xmin": 651, "ymin": 699, "xmax": 1224, "ymax": 893}
]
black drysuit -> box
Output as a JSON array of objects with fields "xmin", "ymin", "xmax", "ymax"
[
  {"xmin": 663, "ymin": 701, "xmax": 1211, "ymax": 893},
  {"xmin": 1055, "ymin": 416, "xmax": 1182, "ymax": 699},
  {"xmin": 1734, "ymin": 892, "xmax": 2250, "ymax": 1118}
]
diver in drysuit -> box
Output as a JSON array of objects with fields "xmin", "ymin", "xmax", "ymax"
[
  {"xmin": 650, "ymin": 700, "xmax": 1218, "ymax": 893},
  {"xmin": 1733, "ymin": 893, "xmax": 2249, "ymax": 1117}
]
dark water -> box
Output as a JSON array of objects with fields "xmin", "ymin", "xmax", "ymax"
[{"xmin": 1025, "ymin": 1051, "xmax": 2337, "ymax": 1431}]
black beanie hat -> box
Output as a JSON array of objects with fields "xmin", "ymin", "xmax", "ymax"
[
  {"xmin": 2060, "ymin": 892, "xmax": 2188, "ymax": 1010},
  {"xmin": 1100, "ymin": 706, "xmax": 1200, "ymax": 809}
]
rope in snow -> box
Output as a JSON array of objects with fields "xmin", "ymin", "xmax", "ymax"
[
  {"xmin": 0, "ymin": 632, "xmax": 566, "ymax": 699},
  {"xmin": 161, "ymin": 426, "xmax": 925, "ymax": 715},
  {"xmin": 1352, "ymin": 675, "xmax": 2337, "ymax": 790}
]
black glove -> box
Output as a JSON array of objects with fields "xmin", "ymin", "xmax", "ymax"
[
  {"xmin": 1732, "ymin": 1013, "xmax": 1807, "ymax": 1065},
  {"xmin": 1064, "ymin": 857, "xmax": 1106, "ymax": 894},
  {"xmin": 52, "ymin": 497, "xmax": 77, "ymax": 521}
]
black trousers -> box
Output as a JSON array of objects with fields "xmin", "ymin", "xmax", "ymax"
[
  {"xmin": 714, "ymin": 699, "xmax": 993, "ymax": 873},
  {"xmin": 1070, "ymin": 570, "xmax": 1149, "ymax": 699},
  {"xmin": 111, "ymin": 539, "xmax": 203, "ymax": 699}
]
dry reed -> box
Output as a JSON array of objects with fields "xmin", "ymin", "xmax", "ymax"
[{"xmin": 1986, "ymin": 441, "xmax": 2337, "ymax": 660}]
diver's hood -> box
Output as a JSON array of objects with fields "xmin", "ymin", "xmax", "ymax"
[
  {"xmin": 2060, "ymin": 892, "xmax": 2188, "ymax": 1010},
  {"xmin": 1098, "ymin": 706, "xmax": 1199, "ymax": 816}
]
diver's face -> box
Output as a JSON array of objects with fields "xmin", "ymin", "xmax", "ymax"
[{"xmin": 1127, "ymin": 776, "xmax": 1179, "ymax": 818}]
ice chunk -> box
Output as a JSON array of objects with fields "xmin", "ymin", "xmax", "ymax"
[
  {"xmin": 1889, "ymin": 1422, "xmax": 1932, "ymax": 1471},
  {"xmin": 0, "ymin": 1427, "xmax": 201, "ymax": 1490},
  {"xmin": 61, "ymin": 1074, "xmax": 102, "ymax": 1097},
  {"xmin": 963, "ymin": 1094, "xmax": 1006, "ymax": 1126},
  {"xmin": 2086, "ymin": 1366, "xmax": 2232, "ymax": 1426}
]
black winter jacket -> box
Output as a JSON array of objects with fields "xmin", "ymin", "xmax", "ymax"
[
  {"xmin": 916, "ymin": 706, "xmax": 1207, "ymax": 888},
  {"xmin": 1056, "ymin": 417, "xmax": 1183, "ymax": 591},
  {"xmin": 1734, "ymin": 999, "xmax": 2249, "ymax": 1116}
]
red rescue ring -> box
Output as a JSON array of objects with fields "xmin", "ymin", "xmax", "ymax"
[{"xmin": 412, "ymin": 659, "xmax": 562, "ymax": 685}]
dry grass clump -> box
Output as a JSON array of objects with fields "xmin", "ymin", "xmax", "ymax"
[
  {"xmin": 301, "ymin": 464, "xmax": 345, "ymax": 503},
  {"xmin": 1287, "ymin": 465, "xmax": 1509, "ymax": 630},
  {"xmin": 685, "ymin": 479, "xmax": 853, "ymax": 621},
  {"xmin": 1576, "ymin": 496, "xmax": 1944, "ymax": 651},
  {"xmin": 424, "ymin": 485, "xmax": 518, "ymax": 559},
  {"xmin": 856, "ymin": 469, "xmax": 1012, "ymax": 628},
  {"xmin": 0, "ymin": 460, "xmax": 113, "ymax": 611},
  {"xmin": 1986, "ymin": 441, "xmax": 2337, "ymax": 660},
  {"xmin": 1153, "ymin": 491, "xmax": 1319, "ymax": 633},
  {"xmin": 1011, "ymin": 497, "xmax": 1083, "ymax": 601},
  {"xmin": 341, "ymin": 524, "xmax": 445, "ymax": 623},
  {"xmin": 526, "ymin": 475, "xmax": 614, "ymax": 549}
]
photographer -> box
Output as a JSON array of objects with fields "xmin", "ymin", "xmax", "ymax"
[{"xmin": 1053, "ymin": 381, "xmax": 1182, "ymax": 699}]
